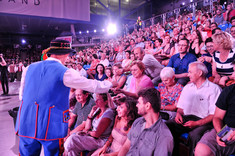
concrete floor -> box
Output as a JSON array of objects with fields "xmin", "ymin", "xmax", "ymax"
[
  {"xmin": 0, "ymin": 81, "xmax": 21, "ymax": 156},
  {"xmin": 0, "ymin": 81, "xmax": 45, "ymax": 156}
]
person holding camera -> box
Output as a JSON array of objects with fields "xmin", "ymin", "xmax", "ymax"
[{"xmin": 0, "ymin": 54, "xmax": 8, "ymax": 95}]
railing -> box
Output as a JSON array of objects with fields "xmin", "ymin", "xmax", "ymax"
[{"xmin": 127, "ymin": 0, "xmax": 211, "ymax": 30}]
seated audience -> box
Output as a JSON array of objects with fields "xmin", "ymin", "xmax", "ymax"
[
  {"xmin": 231, "ymin": 26, "xmax": 235, "ymax": 48},
  {"xmin": 211, "ymin": 32, "xmax": 235, "ymax": 87},
  {"xmin": 213, "ymin": 7, "xmax": 224, "ymax": 25},
  {"xmin": 198, "ymin": 37, "xmax": 214, "ymax": 78},
  {"xmin": 91, "ymin": 96, "xmax": 139, "ymax": 156},
  {"xmin": 105, "ymin": 67, "xmax": 113, "ymax": 82},
  {"xmin": 115, "ymin": 45, "xmax": 126, "ymax": 63},
  {"xmin": 203, "ymin": 19, "xmax": 212, "ymax": 37},
  {"xmin": 159, "ymin": 35, "xmax": 174, "ymax": 66},
  {"xmin": 87, "ymin": 54, "xmax": 100, "ymax": 79},
  {"xmin": 166, "ymin": 61, "xmax": 221, "ymax": 156},
  {"xmin": 118, "ymin": 88, "xmax": 174, "ymax": 156},
  {"xmin": 76, "ymin": 63, "xmax": 87, "ymax": 77},
  {"xmin": 223, "ymin": 3, "xmax": 235, "ymax": 23},
  {"xmin": 210, "ymin": 22, "xmax": 218, "ymax": 31},
  {"xmin": 114, "ymin": 61, "xmax": 154, "ymax": 99},
  {"xmin": 94, "ymin": 64, "xmax": 108, "ymax": 81},
  {"xmin": 112, "ymin": 63, "xmax": 127, "ymax": 89},
  {"xmin": 68, "ymin": 89, "xmax": 95, "ymax": 130},
  {"xmin": 128, "ymin": 39, "xmax": 136, "ymax": 52},
  {"xmin": 195, "ymin": 83, "xmax": 235, "ymax": 156},
  {"xmin": 134, "ymin": 47, "xmax": 163, "ymax": 86},
  {"xmin": 99, "ymin": 51, "xmax": 109, "ymax": 67},
  {"xmin": 167, "ymin": 38, "xmax": 197, "ymax": 86},
  {"xmin": 184, "ymin": 27, "xmax": 192, "ymax": 41},
  {"xmin": 122, "ymin": 51, "xmax": 132, "ymax": 68},
  {"xmin": 130, "ymin": 53, "xmax": 135, "ymax": 62},
  {"xmin": 64, "ymin": 93, "xmax": 115, "ymax": 156},
  {"xmin": 108, "ymin": 48, "xmax": 116, "ymax": 66},
  {"xmin": 158, "ymin": 67, "xmax": 183, "ymax": 120},
  {"xmin": 225, "ymin": 60, "xmax": 235, "ymax": 86},
  {"xmin": 171, "ymin": 33, "xmax": 186, "ymax": 55},
  {"xmin": 152, "ymin": 38, "xmax": 163, "ymax": 56},
  {"xmin": 189, "ymin": 30, "xmax": 204, "ymax": 58}
]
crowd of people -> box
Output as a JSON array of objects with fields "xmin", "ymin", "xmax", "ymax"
[
  {"xmin": 1, "ymin": 1, "xmax": 235, "ymax": 156},
  {"xmin": 59, "ymin": 2, "xmax": 235, "ymax": 155}
]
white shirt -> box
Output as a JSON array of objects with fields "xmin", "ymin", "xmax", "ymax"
[
  {"xmin": 177, "ymin": 79, "xmax": 221, "ymax": 118},
  {"xmin": 77, "ymin": 68, "xmax": 87, "ymax": 78},
  {"xmin": 19, "ymin": 57, "xmax": 112, "ymax": 100},
  {"xmin": 100, "ymin": 59, "xmax": 109, "ymax": 67},
  {"xmin": 142, "ymin": 54, "xmax": 163, "ymax": 78}
]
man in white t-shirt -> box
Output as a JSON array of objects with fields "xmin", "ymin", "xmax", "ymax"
[{"xmin": 166, "ymin": 61, "xmax": 221, "ymax": 156}]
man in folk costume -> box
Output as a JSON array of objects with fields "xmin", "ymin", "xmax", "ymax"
[{"xmin": 15, "ymin": 39, "xmax": 115, "ymax": 156}]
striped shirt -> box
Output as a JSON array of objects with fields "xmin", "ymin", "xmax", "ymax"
[{"xmin": 213, "ymin": 49, "xmax": 235, "ymax": 76}]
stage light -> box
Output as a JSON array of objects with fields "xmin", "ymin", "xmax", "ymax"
[
  {"xmin": 21, "ymin": 39, "xmax": 26, "ymax": 44},
  {"xmin": 94, "ymin": 29, "xmax": 97, "ymax": 33},
  {"xmin": 182, "ymin": 2, "xmax": 185, "ymax": 5},
  {"xmin": 79, "ymin": 31, "xmax": 82, "ymax": 34},
  {"xmin": 87, "ymin": 30, "xmax": 89, "ymax": 34},
  {"xmin": 190, "ymin": 0, "xmax": 193, "ymax": 2},
  {"xmin": 107, "ymin": 23, "xmax": 117, "ymax": 35},
  {"xmin": 102, "ymin": 29, "xmax": 105, "ymax": 32}
]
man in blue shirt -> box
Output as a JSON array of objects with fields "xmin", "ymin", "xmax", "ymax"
[{"xmin": 167, "ymin": 38, "xmax": 197, "ymax": 85}]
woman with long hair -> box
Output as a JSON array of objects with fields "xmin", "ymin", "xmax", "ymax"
[
  {"xmin": 91, "ymin": 96, "xmax": 139, "ymax": 156},
  {"xmin": 189, "ymin": 30, "xmax": 204, "ymax": 58}
]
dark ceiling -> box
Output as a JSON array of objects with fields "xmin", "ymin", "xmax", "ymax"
[{"xmin": 0, "ymin": 0, "xmax": 162, "ymax": 48}]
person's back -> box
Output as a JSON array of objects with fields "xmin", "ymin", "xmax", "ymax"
[
  {"xmin": 16, "ymin": 60, "xmax": 70, "ymax": 139},
  {"xmin": 16, "ymin": 39, "xmax": 114, "ymax": 156}
]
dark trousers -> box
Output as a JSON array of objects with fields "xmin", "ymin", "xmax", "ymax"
[
  {"xmin": 19, "ymin": 136, "xmax": 64, "ymax": 156},
  {"xmin": 166, "ymin": 115, "xmax": 213, "ymax": 156},
  {"xmin": 16, "ymin": 71, "xmax": 22, "ymax": 81},
  {"xmin": 137, "ymin": 25, "xmax": 142, "ymax": 31},
  {"xmin": 1, "ymin": 74, "xmax": 9, "ymax": 94},
  {"xmin": 10, "ymin": 73, "xmax": 16, "ymax": 82}
]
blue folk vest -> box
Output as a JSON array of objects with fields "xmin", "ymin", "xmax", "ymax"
[{"xmin": 15, "ymin": 60, "xmax": 70, "ymax": 140}]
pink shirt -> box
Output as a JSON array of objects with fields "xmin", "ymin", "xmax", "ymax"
[{"xmin": 129, "ymin": 75, "xmax": 154, "ymax": 93}]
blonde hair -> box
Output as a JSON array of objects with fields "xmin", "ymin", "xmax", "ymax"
[{"xmin": 212, "ymin": 32, "xmax": 232, "ymax": 50}]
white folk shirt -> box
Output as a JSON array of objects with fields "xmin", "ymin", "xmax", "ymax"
[
  {"xmin": 177, "ymin": 79, "xmax": 221, "ymax": 118},
  {"xmin": 19, "ymin": 57, "xmax": 112, "ymax": 100}
]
